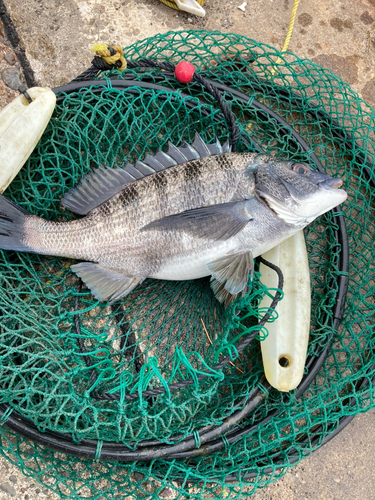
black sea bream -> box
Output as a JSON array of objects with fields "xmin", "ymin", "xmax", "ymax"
[{"xmin": 0, "ymin": 134, "xmax": 347, "ymax": 306}]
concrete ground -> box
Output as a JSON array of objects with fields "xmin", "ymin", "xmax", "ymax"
[{"xmin": 0, "ymin": 0, "xmax": 374, "ymax": 498}]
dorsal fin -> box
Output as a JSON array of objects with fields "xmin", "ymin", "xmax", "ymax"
[
  {"xmin": 61, "ymin": 133, "xmax": 230, "ymax": 215},
  {"xmin": 193, "ymin": 133, "xmax": 211, "ymax": 157},
  {"xmin": 61, "ymin": 165, "xmax": 139, "ymax": 215}
]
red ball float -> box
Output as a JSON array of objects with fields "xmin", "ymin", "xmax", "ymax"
[{"xmin": 175, "ymin": 61, "xmax": 195, "ymax": 84}]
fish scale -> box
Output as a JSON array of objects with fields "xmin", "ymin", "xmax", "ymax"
[{"xmin": 0, "ymin": 134, "xmax": 347, "ymax": 306}]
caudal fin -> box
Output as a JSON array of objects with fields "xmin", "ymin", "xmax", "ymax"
[{"xmin": 0, "ymin": 194, "xmax": 33, "ymax": 252}]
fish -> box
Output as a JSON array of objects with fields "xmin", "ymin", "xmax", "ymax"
[{"xmin": 0, "ymin": 134, "xmax": 347, "ymax": 307}]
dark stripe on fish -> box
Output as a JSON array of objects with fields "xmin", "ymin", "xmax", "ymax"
[
  {"xmin": 153, "ymin": 170, "xmax": 169, "ymax": 216},
  {"xmin": 120, "ymin": 184, "xmax": 139, "ymax": 206},
  {"xmin": 183, "ymin": 160, "xmax": 203, "ymax": 183},
  {"xmin": 152, "ymin": 170, "xmax": 168, "ymax": 190}
]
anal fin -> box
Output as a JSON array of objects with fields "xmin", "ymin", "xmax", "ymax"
[{"xmin": 71, "ymin": 262, "xmax": 143, "ymax": 304}]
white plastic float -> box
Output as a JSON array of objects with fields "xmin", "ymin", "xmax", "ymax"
[
  {"xmin": 0, "ymin": 87, "xmax": 56, "ymax": 193},
  {"xmin": 259, "ymin": 230, "xmax": 311, "ymax": 392},
  {"xmin": 175, "ymin": 0, "xmax": 206, "ymax": 17}
]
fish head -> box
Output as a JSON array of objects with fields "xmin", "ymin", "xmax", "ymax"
[{"xmin": 251, "ymin": 155, "xmax": 347, "ymax": 226}]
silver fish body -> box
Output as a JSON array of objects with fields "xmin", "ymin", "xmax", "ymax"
[{"xmin": 0, "ymin": 135, "xmax": 347, "ymax": 306}]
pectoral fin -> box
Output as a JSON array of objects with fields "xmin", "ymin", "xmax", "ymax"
[
  {"xmin": 71, "ymin": 262, "xmax": 143, "ymax": 304},
  {"xmin": 141, "ymin": 200, "xmax": 253, "ymax": 241},
  {"xmin": 207, "ymin": 250, "xmax": 254, "ymax": 302}
]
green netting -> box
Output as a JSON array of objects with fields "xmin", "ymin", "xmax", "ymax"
[{"xmin": 0, "ymin": 30, "xmax": 374, "ymax": 499}]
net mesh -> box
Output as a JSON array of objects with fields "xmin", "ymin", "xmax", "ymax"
[{"xmin": 0, "ymin": 30, "xmax": 374, "ymax": 499}]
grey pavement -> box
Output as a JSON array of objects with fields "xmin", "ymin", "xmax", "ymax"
[{"xmin": 0, "ymin": 0, "xmax": 374, "ymax": 498}]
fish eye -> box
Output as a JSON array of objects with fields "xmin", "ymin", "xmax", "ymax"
[{"xmin": 293, "ymin": 163, "xmax": 308, "ymax": 175}]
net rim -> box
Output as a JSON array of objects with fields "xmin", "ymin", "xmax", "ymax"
[
  {"xmin": 0, "ymin": 75, "xmax": 351, "ymax": 464},
  {"xmin": 0, "ymin": 30, "xmax": 374, "ymax": 497}
]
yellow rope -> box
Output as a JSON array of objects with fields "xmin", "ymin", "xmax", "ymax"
[
  {"xmin": 157, "ymin": 0, "xmax": 206, "ymax": 11},
  {"xmin": 273, "ymin": 0, "xmax": 300, "ymax": 70},
  {"xmin": 247, "ymin": 0, "xmax": 300, "ymax": 132},
  {"xmin": 282, "ymin": 0, "xmax": 300, "ymax": 52},
  {"xmin": 91, "ymin": 43, "xmax": 127, "ymax": 71}
]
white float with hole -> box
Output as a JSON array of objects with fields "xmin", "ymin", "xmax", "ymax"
[
  {"xmin": 259, "ymin": 230, "xmax": 311, "ymax": 392},
  {"xmin": 0, "ymin": 87, "xmax": 56, "ymax": 193}
]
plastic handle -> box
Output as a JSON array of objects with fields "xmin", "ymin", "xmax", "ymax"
[
  {"xmin": 259, "ymin": 230, "xmax": 311, "ymax": 392},
  {"xmin": 175, "ymin": 0, "xmax": 206, "ymax": 17},
  {"xmin": 0, "ymin": 87, "xmax": 56, "ymax": 193}
]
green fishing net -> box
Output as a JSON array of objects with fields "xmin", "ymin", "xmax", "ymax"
[{"xmin": 0, "ymin": 30, "xmax": 374, "ymax": 499}]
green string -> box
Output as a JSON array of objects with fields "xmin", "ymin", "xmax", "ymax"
[
  {"xmin": 95, "ymin": 440, "xmax": 103, "ymax": 460},
  {"xmin": 193, "ymin": 430, "xmax": 201, "ymax": 448},
  {"xmin": 0, "ymin": 407, "xmax": 13, "ymax": 425}
]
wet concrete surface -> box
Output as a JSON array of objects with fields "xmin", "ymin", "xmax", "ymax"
[
  {"xmin": 251, "ymin": 409, "xmax": 375, "ymax": 500},
  {"xmin": 2, "ymin": 0, "xmax": 375, "ymax": 105},
  {"xmin": 0, "ymin": 21, "xmax": 25, "ymax": 108},
  {"xmin": 1, "ymin": 0, "xmax": 375, "ymax": 105},
  {"xmin": 0, "ymin": 0, "xmax": 374, "ymax": 498}
]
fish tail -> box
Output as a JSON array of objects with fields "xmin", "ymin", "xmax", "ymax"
[{"xmin": 0, "ymin": 194, "xmax": 36, "ymax": 253}]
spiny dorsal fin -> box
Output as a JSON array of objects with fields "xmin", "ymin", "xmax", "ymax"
[
  {"xmin": 61, "ymin": 133, "xmax": 230, "ymax": 215},
  {"xmin": 192, "ymin": 133, "xmax": 211, "ymax": 157}
]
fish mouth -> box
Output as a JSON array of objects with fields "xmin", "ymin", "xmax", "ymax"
[{"xmin": 319, "ymin": 177, "xmax": 343, "ymax": 190}]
